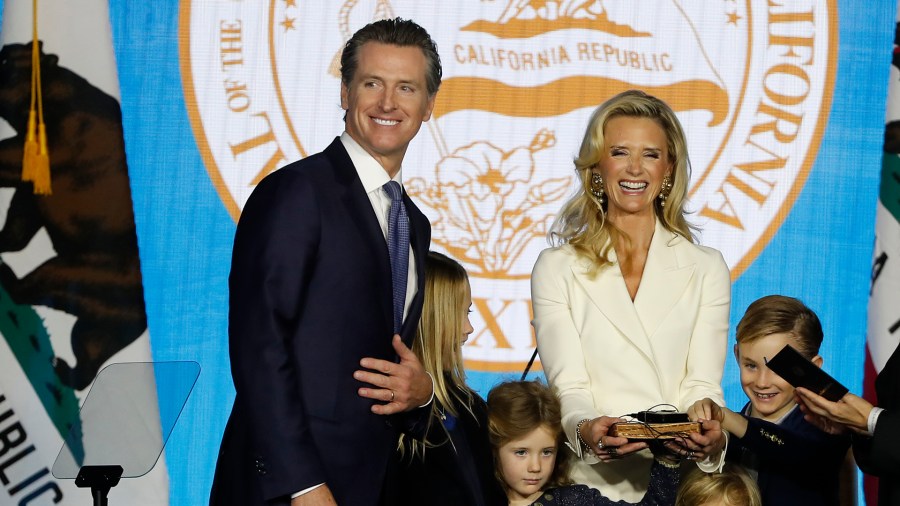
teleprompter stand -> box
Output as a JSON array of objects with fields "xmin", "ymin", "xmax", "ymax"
[
  {"xmin": 75, "ymin": 465, "xmax": 122, "ymax": 506},
  {"xmin": 51, "ymin": 362, "xmax": 200, "ymax": 506}
]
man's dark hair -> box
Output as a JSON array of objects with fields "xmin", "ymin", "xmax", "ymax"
[{"xmin": 340, "ymin": 18, "xmax": 442, "ymax": 96}]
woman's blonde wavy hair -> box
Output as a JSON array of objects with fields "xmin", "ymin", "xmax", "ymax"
[
  {"xmin": 550, "ymin": 89, "xmax": 697, "ymax": 274},
  {"xmin": 399, "ymin": 251, "xmax": 475, "ymax": 458}
]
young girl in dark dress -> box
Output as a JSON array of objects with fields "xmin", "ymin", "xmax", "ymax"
[
  {"xmin": 382, "ymin": 252, "xmax": 506, "ymax": 506},
  {"xmin": 487, "ymin": 380, "xmax": 681, "ymax": 506}
]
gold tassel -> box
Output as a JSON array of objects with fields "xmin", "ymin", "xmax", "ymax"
[
  {"xmin": 22, "ymin": 0, "xmax": 51, "ymax": 195},
  {"xmin": 32, "ymin": 123, "xmax": 51, "ymax": 195},
  {"xmin": 22, "ymin": 8, "xmax": 39, "ymax": 184},
  {"xmin": 21, "ymin": 110, "xmax": 38, "ymax": 182}
]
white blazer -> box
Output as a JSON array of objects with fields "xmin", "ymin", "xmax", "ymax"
[{"xmin": 531, "ymin": 219, "xmax": 731, "ymax": 501}]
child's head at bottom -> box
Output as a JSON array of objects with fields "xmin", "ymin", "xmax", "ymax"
[
  {"xmin": 487, "ymin": 380, "xmax": 571, "ymax": 503},
  {"xmin": 675, "ymin": 464, "xmax": 761, "ymax": 506}
]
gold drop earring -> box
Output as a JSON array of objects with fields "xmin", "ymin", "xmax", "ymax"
[
  {"xmin": 590, "ymin": 172, "xmax": 605, "ymax": 206},
  {"xmin": 658, "ymin": 174, "xmax": 672, "ymax": 206}
]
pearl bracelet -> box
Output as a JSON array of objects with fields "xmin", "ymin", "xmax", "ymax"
[{"xmin": 575, "ymin": 418, "xmax": 593, "ymax": 452}]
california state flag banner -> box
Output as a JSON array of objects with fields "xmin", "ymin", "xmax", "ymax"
[
  {"xmin": 864, "ymin": 2, "xmax": 900, "ymax": 503},
  {"xmin": 0, "ymin": 1, "xmax": 167, "ymax": 504}
]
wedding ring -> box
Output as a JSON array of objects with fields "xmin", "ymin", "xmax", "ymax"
[
  {"xmin": 597, "ymin": 439, "xmax": 604, "ymax": 450},
  {"xmin": 688, "ymin": 451, "xmax": 695, "ymax": 460},
  {"xmin": 389, "ymin": 390, "xmax": 395, "ymax": 402}
]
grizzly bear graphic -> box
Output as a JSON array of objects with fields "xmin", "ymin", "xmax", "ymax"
[{"xmin": 0, "ymin": 42, "xmax": 148, "ymax": 390}]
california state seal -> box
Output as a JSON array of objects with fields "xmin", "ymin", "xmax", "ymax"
[{"xmin": 181, "ymin": 0, "xmax": 836, "ymax": 372}]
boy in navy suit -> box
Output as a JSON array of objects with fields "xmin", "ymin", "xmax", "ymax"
[{"xmin": 690, "ymin": 295, "xmax": 850, "ymax": 506}]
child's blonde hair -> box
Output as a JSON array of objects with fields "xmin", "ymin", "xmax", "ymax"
[
  {"xmin": 675, "ymin": 465, "xmax": 761, "ymax": 506},
  {"xmin": 735, "ymin": 295, "xmax": 823, "ymax": 359},
  {"xmin": 400, "ymin": 251, "xmax": 475, "ymax": 457}
]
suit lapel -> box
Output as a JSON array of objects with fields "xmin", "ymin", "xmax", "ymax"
[
  {"xmin": 633, "ymin": 220, "xmax": 694, "ymax": 339},
  {"xmin": 571, "ymin": 251, "xmax": 655, "ymax": 360},
  {"xmin": 570, "ymin": 220, "xmax": 694, "ymax": 360},
  {"xmin": 326, "ymin": 138, "xmax": 432, "ymax": 347},
  {"xmin": 400, "ymin": 192, "xmax": 429, "ymax": 346},
  {"xmin": 324, "ymin": 139, "xmax": 393, "ymax": 332}
]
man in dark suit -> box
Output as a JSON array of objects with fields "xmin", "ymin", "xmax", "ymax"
[
  {"xmin": 796, "ymin": 342, "xmax": 900, "ymax": 506},
  {"xmin": 210, "ymin": 18, "xmax": 442, "ymax": 506}
]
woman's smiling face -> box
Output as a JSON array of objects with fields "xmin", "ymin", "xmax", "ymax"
[{"xmin": 594, "ymin": 115, "xmax": 671, "ymax": 221}]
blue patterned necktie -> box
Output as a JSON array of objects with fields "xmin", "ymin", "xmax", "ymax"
[{"xmin": 383, "ymin": 181, "xmax": 409, "ymax": 334}]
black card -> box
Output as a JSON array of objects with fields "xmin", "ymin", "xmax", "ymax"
[{"xmin": 765, "ymin": 344, "xmax": 848, "ymax": 402}]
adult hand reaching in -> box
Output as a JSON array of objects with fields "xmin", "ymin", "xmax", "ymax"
[
  {"xmin": 795, "ymin": 387, "xmax": 873, "ymax": 435},
  {"xmin": 355, "ymin": 334, "xmax": 434, "ymax": 414}
]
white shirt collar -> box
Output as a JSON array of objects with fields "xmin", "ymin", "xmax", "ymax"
[{"xmin": 340, "ymin": 132, "xmax": 403, "ymax": 192}]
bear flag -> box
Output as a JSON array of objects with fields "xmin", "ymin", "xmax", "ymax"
[
  {"xmin": 864, "ymin": 2, "xmax": 900, "ymax": 504},
  {"xmin": 0, "ymin": 0, "xmax": 168, "ymax": 504}
]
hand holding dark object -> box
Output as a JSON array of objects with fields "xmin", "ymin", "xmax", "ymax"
[
  {"xmin": 688, "ymin": 398, "xmax": 725, "ymax": 424},
  {"xmin": 663, "ymin": 418, "xmax": 725, "ymax": 461},
  {"xmin": 795, "ymin": 387, "xmax": 872, "ymax": 435},
  {"xmin": 581, "ymin": 416, "xmax": 648, "ymax": 461}
]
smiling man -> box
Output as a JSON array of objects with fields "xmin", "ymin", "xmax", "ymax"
[
  {"xmin": 341, "ymin": 40, "xmax": 437, "ymax": 176},
  {"xmin": 210, "ymin": 18, "xmax": 441, "ymax": 506}
]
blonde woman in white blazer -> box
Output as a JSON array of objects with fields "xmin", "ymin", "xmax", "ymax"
[{"xmin": 531, "ymin": 90, "xmax": 731, "ymax": 503}]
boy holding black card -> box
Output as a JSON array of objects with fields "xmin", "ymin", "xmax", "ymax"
[{"xmin": 689, "ymin": 295, "xmax": 850, "ymax": 506}]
